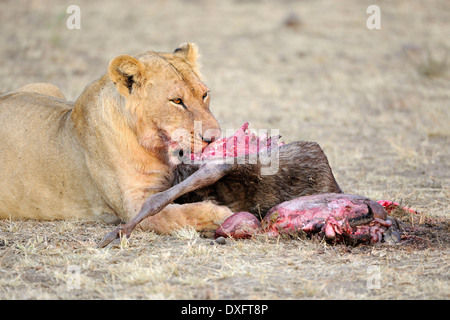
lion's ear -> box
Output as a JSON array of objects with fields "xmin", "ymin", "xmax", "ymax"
[
  {"xmin": 173, "ymin": 42, "xmax": 200, "ymax": 69},
  {"xmin": 108, "ymin": 55, "xmax": 146, "ymax": 97}
]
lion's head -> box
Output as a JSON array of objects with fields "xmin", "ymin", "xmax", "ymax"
[{"xmin": 108, "ymin": 43, "xmax": 221, "ymax": 164}]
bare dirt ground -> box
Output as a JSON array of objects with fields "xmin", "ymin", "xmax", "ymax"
[{"xmin": 0, "ymin": 0, "xmax": 448, "ymax": 300}]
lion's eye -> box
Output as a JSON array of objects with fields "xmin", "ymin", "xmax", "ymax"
[
  {"xmin": 170, "ymin": 98, "xmax": 187, "ymax": 110},
  {"xmin": 202, "ymin": 92, "xmax": 208, "ymax": 100}
]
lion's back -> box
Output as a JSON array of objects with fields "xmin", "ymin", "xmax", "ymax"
[
  {"xmin": 0, "ymin": 91, "xmax": 73, "ymax": 146},
  {"xmin": 0, "ymin": 92, "xmax": 108, "ymax": 220}
]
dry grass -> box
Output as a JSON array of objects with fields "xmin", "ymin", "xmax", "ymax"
[
  {"xmin": 1, "ymin": 218, "xmax": 448, "ymax": 300},
  {"xmin": 0, "ymin": 0, "xmax": 449, "ymax": 300}
]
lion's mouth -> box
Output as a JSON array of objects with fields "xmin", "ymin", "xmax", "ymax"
[
  {"xmin": 168, "ymin": 137, "xmax": 208, "ymax": 152},
  {"xmin": 167, "ymin": 134, "xmax": 210, "ymax": 165}
]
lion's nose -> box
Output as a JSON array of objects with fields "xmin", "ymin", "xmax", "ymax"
[{"xmin": 198, "ymin": 129, "xmax": 221, "ymax": 143}]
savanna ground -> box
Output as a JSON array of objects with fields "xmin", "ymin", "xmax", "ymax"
[{"xmin": 0, "ymin": 0, "xmax": 448, "ymax": 300}]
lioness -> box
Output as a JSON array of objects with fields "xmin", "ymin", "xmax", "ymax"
[{"xmin": 0, "ymin": 43, "xmax": 234, "ymax": 234}]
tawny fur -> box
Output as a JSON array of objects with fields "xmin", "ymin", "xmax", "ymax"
[{"xmin": 0, "ymin": 43, "xmax": 233, "ymax": 233}]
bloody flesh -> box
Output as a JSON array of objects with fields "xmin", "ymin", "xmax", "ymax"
[
  {"xmin": 215, "ymin": 193, "xmax": 393, "ymax": 245},
  {"xmin": 190, "ymin": 122, "xmax": 283, "ymax": 161}
]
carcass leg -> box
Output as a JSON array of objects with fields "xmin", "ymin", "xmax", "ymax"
[{"xmin": 98, "ymin": 163, "xmax": 232, "ymax": 248}]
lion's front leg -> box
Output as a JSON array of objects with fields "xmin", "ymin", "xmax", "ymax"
[
  {"xmin": 98, "ymin": 201, "xmax": 232, "ymax": 247},
  {"xmin": 137, "ymin": 202, "xmax": 233, "ymax": 234},
  {"xmin": 98, "ymin": 163, "xmax": 234, "ymax": 247}
]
